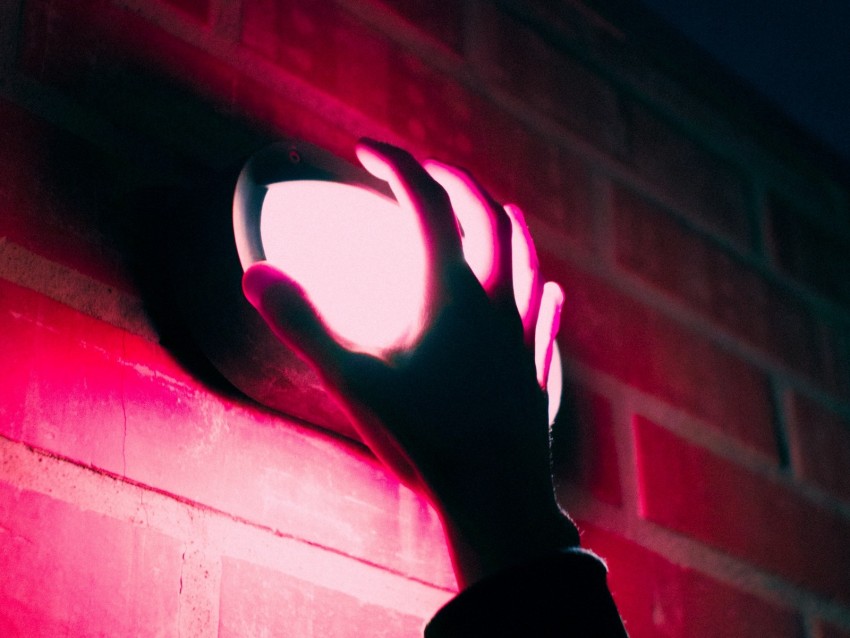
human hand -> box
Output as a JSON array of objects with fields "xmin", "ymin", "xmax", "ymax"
[{"xmin": 242, "ymin": 139, "xmax": 579, "ymax": 587}]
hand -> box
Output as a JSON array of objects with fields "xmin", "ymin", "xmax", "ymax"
[{"xmin": 243, "ymin": 139, "xmax": 579, "ymax": 587}]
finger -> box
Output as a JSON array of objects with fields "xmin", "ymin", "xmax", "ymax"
[
  {"xmin": 534, "ymin": 281, "xmax": 564, "ymax": 389},
  {"xmin": 243, "ymin": 262, "xmax": 360, "ymax": 387},
  {"xmin": 546, "ymin": 344, "xmax": 563, "ymax": 425},
  {"xmin": 423, "ymin": 160, "xmax": 513, "ymax": 305},
  {"xmin": 505, "ymin": 204, "xmax": 543, "ymax": 345},
  {"xmin": 355, "ymin": 139, "xmax": 465, "ymax": 286},
  {"xmin": 244, "ymin": 263, "xmax": 423, "ymax": 487}
]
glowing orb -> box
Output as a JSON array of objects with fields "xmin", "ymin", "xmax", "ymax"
[{"xmin": 259, "ymin": 180, "xmax": 428, "ymax": 354}]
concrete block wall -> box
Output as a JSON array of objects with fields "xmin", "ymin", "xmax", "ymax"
[{"xmin": 0, "ymin": 0, "xmax": 848, "ymax": 636}]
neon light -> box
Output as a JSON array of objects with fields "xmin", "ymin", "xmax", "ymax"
[{"xmin": 260, "ymin": 181, "xmax": 428, "ymax": 354}]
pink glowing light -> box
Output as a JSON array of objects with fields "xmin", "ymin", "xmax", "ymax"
[{"xmin": 260, "ymin": 180, "xmax": 428, "ymax": 354}]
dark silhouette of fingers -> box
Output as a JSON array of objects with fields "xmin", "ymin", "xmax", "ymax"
[
  {"xmin": 423, "ymin": 160, "xmax": 514, "ymax": 307},
  {"xmin": 505, "ymin": 204, "xmax": 543, "ymax": 346}
]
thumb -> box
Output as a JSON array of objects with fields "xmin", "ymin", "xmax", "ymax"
[{"xmin": 243, "ymin": 262, "xmax": 353, "ymax": 387}]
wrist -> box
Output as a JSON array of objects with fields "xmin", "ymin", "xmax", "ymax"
[{"xmin": 440, "ymin": 489, "xmax": 580, "ymax": 589}]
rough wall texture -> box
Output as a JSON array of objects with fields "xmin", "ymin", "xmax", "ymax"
[{"xmin": 1, "ymin": 0, "xmax": 849, "ymax": 636}]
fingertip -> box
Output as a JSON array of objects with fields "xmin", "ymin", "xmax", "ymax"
[
  {"xmin": 541, "ymin": 281, "xmax": 565, "ymax": 339},
  {"xmin": 543, "ymin": 281, "xmax": 565, "ymax": 310},
  {"xmin": 242, "ymin": 261, "xmax": 289, "ymax": 308},
  {"xmin": 504, "ymin": 203, "xmax": 526, "ymax": 224},
  {"xmin": 355, "ymin": 138, "xmax": 409, "ymax": 182},
  {"xmin": 420, "ymin": 158, "xmax": 447, "ymax": 171},
  {"xmin": 422, "ymin": 159, "xmax": 462, "ymax": 182},
  {"xmin": 354, "ymin": 140, "xmax": 389, "ymax": 179}
]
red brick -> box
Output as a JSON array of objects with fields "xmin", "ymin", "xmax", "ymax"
[
  {"xmin": 242, "ymin": 0, "xmax": 469, "ymax": 164},
  {"xmin": 476, "ymin": 6, "xmax": 625, "ymax": 157},
  {"xmin": 0, "ymin": 278, "xmax": 190, "ymax": 472},
  {"xmin": 634, "ymin": 416, "xmax": 850, "ymax": 603},
  {"xmin": 20, "ymin": 0, "xmax": 264, "ymax": 163},
  {"xmin": 497, "ymin": 125, "xmax": 595, "ymax": 247},
  {"xmin": 414, "ymin": 89, "xmax": 597, "ymax": 249},
  {"xmin": 767, "ymin": 196, "xmax": 850, "ymax": 310},
  {"xmin": 386, "ymin": 52, "xmax": 475, "ymax": 158},
  {"xmin": 245, "ymin": 0, "xmax": 597, "ymax": 245},
  {"xmin": 219, "ymin": 557, "xmax": 426, "ymax": 638},
  {"xmin": 544, "ymin": 257, "xmax": 777, "ymax": 457},
  {"xmin": 241, "ymin": 0, "xmax": 341, "ymax": 88},
  {"xmin": 240, "ymin": 0, "xmax": 598, "ymax": 247},
  {"xmin": 614, "ymin": 186, "xmax": 848, "ymax": 396},
  {"xmin": 0, "ymin": 481, "xmax": 181, "ymax": 637},
  {"xmin": 580, "ymin": 524, "xmax": 803, "ymax": 638},
  {"xmin": 622, "ymin": 100, "xmax": 752, "ymax": 245},
  {"xmin": 787, "ymin": 393, "xmax": 850, "ymax": 503},
  {"xmin": 0, "ymin": 280, "xmax": 454, "ymax": 586},
  {"xmin": 233, "ymin": 75, "xmax": 361, "ymax": 161},
  {"xmin": 21, "ymin": 0, "xmax": 747, "ymax": 258},
  {"xmin": 21, "ymin": 0, "xmax": 230, "ymax": 96},
  {"xmin": 399, "ymin": 82, "xmax": 597, "ymax": 248},
  {"xmin": 241, "ymin": 1, "xmax": 469, "ymax": 153},
  {"xmin": 161, "ymin": 0, "xmax": 210, "ymax": 22},
  {"xmin": 242, "ymin": 1, "xmax": 394, "ymax": 124},
  {"xmin": 552, "ymin": 388, "xmax": 622, "ymax": 507},
  {"xmin": 0, "ymin": 99, "xmax": 136, "ymax": 291},
  {"xmin": 374, "ymin": 0, "xmax": 465, "ymax": 54}
]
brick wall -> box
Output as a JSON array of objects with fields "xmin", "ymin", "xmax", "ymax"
[{"xmin": 1, "ymin": 0, "xmax": 848, "ymax": 636}]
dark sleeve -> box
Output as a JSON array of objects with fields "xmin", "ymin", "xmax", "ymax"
[{"xmin": 424, "ymin": 548, "xmax": 628, "ymax": 638}]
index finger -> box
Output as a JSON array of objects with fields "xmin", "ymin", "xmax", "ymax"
[
  {"xmin": 506, "ymin": 204, "xmax": 543, "ymax": 345},
  {"xmin": 423, "ymin": 160, "xmax": 513, "ymax": 305},
  {"xmin": 355, "ymin": 139, "xmax": 465, "ymax": 283}
]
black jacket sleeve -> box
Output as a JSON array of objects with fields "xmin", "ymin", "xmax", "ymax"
[{"xmin": 424, "ymin": 548, "xmax": 628, "ymax": 637}]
